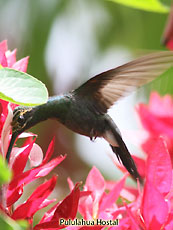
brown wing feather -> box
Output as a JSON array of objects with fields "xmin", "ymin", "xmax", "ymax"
[{"xmin": 75, "ymin": 51, "xmax": 173, "ymax": 113}]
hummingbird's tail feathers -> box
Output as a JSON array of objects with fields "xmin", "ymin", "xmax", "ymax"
[
  {"xmin": 104, "ymin": 116, "xmax": 142, "ymax": 183},
  {"xmin": 110, "ymin": 145, "xmax": 142, "ymax": 184}
]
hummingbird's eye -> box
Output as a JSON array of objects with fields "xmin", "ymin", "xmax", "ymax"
[
  {"xmin": 12, "ymin": 107, "xmax": 33, "ymax": 134},
  {"xmin": 17, "ymin": 115, "xmax": 25, "ymax": 124}
]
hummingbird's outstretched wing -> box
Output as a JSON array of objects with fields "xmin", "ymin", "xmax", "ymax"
[{"xmin": 75, "ymin": 51, "xmax": 173, "ymax": 113}]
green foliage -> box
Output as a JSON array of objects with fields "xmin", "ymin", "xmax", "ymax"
[
  {"xmin": 148, "ymin": 67, "xmax": 173, "ymax": 95},
  {"xmin": 0, "ymin": 214, "xmax": 28, "ymax": 230},
  {"xmin": 0, "ymin": 68, "xmax": 48, "ymax": 106},
  {"xmin": 109, "ymin": 0, "xmax": 169, "ymax": 13},
  {"xmin": 0, "ymin": 155, "xmax": 11, "ymax": 186}
]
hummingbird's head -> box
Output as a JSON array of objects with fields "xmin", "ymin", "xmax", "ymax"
[
  {"xmin": 11, "ymin": 106, "xmax": 34, "ymax": 135},
  {"xmin": 6, "ymin": 106, "xmax": 35, "ymax": 162}
]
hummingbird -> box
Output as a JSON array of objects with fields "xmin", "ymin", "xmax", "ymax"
[{"xmin": 6, "ymin": 51, "xmax": 173, "ymax": 183}]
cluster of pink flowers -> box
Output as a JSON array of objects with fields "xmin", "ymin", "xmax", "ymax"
[{"xmin": 1, "ymin": 40, "xmax": 173, "ymax": 230}]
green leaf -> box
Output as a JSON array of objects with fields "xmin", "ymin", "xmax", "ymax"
[
  {"xmin": 0, "ymin": 155, "xmax": 11, "ymax": 186},
  {"xmin": 147, "ymin": 67, "xmax": 173, "ymax": 95},
  {"xmin": 0, "ymin": 68, "xmax": 48, "ymax": 106},
  {"xmin": 0, "ymin": 214, "xmax": 28, "ymax": 230},
  {"xmin": 109, "ymin": 0, "xmax": 169, "ymax": 13}
]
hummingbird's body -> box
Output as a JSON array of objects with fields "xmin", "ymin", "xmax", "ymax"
[
  {"xmin": 12, "ymin": 93, "xmax": 139, "ymax": 181},
  {"xmin": 17, "ymin": 94, "xmax": 117, "ymax": 141},
  {"xmin": 24, "ymin": 94, "xmax": 106, "ymax": 138},
  {"xmin": 6, "ymin": 51, "xmax": 173, "ymax": 183}
]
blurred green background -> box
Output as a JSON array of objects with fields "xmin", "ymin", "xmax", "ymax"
[{"xmin": 0, "ymin": 0, "xmax": 172, "ymax": 221}]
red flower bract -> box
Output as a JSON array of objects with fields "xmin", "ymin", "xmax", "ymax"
[
  {"xmin": 7, "ymin": 153, "xmax": 66, "ymax": 206},
  {"xmin": 34, "ymin": 182, "xmax": 81, "ymax": 230},
  {"xmin": 11, "ymin": 176, "xmax": 57, "ymax": 220}
]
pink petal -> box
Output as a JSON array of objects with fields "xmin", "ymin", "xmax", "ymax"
[
  {"xmin": 0, "ymin": 40, "xmax": 8, "ymax": 67},
  {"xmin": 138, "ymin": 104, "xmax": 173, "ymax": 137},
  {"xmin": 0, "ymin": 40, "xmax": 8, "ymax": 53},
  {"xmin": 85, "ymin": 166, "xmax": 105, "ymax": 218},
  {"xmin": 0, "ymin": 99, "xmax": 9, "ymax": 117},
  {"xmin": 0, "ymin": 50, "xmax": 7, "ymax": 67},
  {"xmin": 29, "ymin": 143, "xmax": 43, "ymax": 167},
  {"xmin": 120, "ymin": 187, "xmax": 137, "ymax": 203},
  {"xmin": 141, "ymin": 180, "xmax": 169, "ymax": 229},
  {"xmin": 108, "ymin": 217, "xmax": 130, "ymax": 230},
  {"xmin": 133, "ymin": 156, "xmax": 146, "ymax": 179},
  {"xmin": 67, "ymin": 177, "xmax": 74, "ymax": 191},
  {"xmin": 7, "ymin": 155, "xmax": 66, "ymax": 206},
  {"xmin": 149, "ymin": 92, "xmax": 173, "ymax": 116},
  {"xmin": 85, "ymin": 166, "xmax": 105, "ymax": 197},
  {"xmin": 53, "ymin": 182, "xmax": 81, "ymax": 220},
  {"xmin": 11, "ymin": 141, "xmax": 34, "ymax": 177},
  {"xmin": 1, "ymin": 104, "xmax": 13, "ymax": 158},
  {"xmin": 19, "ymin": 132, "xmax": 37, "ymax": 139},
  {"xmin": 146, "ymin": 137, "xmax": 172, "ymax": 196},
  {"xmin": 41, "ymin": 137, "xmax": 55, "ymax": 164},
  {"xmin": 80, "ymin": 191, "xmax": 92, "ymax": 197},
  {"xmin": 34, "ymin": 183, "xmax": 81, "ymax": 229},
  {"xmin": 39, "ymin": 202, "xmax": 60, "ymax": 223},
  {"xmin": 78, "ymin": 194, "xmax": 93, "ymax": 220},
  {"xmin": 124, "ymin": 202, "xmax": 141, "ymax": 230},
  {"xmin": 99, "ymin": 174, "xmax": 127, "ymax": 212},
  {"xmin": 7, "ymin": 185, "xmax": 24, "ymax": 207},
  {"xmin": 5, "ymin": 49, "xmax": 17, "ymax": 67},
  {"xmin": 12, "ymin": 176, "xmax": 57, "ymax": 219},
  {"xmin": 165, "ymin": 210, "xmax": 173, "ymax": 230},
  {"xmin": 38, "ymin": 198, "xmax": 56, "ymax": 210},
  {"xmin": 12, "ymin": 56, "xmax": 29, "ymax": 72}
]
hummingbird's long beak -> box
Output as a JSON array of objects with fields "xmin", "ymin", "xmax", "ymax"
[
  {"xmin": 6, "ymin": 132, "xmax": 19, "ymax": 163},
  {"xmin": 5, "ymin": 106, "xmax": 35, "ymax": 163}
]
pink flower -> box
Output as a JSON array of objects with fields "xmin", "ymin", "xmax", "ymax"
[
  {"xmin": 137, "ymin": 92, "xmax": 173, "ymax": 164},
  {"xmin": 137, "ymin": 92, "xmax": 173, "ymax": 136},
  {"xmin": 79, "ymin": 167, "xmax": 127, "ymax": 221},
  {"xmin": 0, "ymin": 40, "xmax": 29, "ymax": 71},
  {"xmin": 65, "ymin": 167, "xmax": 127, "ymax": 230}
]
